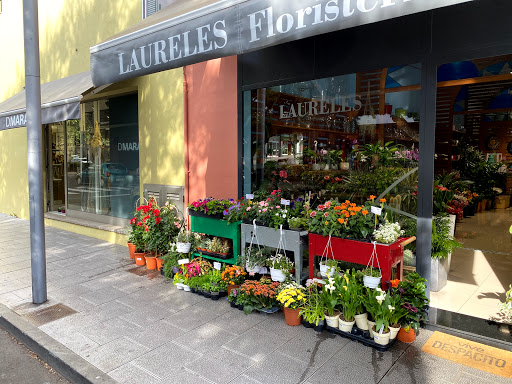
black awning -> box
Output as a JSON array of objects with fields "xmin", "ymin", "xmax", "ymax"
[{"xmin": 89, "ymin": 0, "xmax": 473, "ymax": 87}]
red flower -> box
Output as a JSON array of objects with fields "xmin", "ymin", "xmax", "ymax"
[
  {"xmin": 144, "ymin": 226, "xmax": 149, "ymax": 232},
  {"xmin": 310, "ymin": 211, "xmax": 317, "ymax": 218},
  {"xmin": 155, "ymin": 217, "xmax": 161, "ymax": 224},
  {"xmin": 153, "ymin": 209, "xmax": 160, "ymax": 216},
  {"xmin": 324, "ymin": 212, "xmax": 329, "ymax": 217},
  {"xmin": 130, "ymin": 217, "xmax": 136, "ymax": 224}
]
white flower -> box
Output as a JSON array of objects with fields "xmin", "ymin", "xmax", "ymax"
[
  {"xmin": 325, "ymin": 284, "xmax": 335, "ymax": 293},
  {"xmin": 388, "ymin": 305, "xmax": 395, "ymax": 312}
]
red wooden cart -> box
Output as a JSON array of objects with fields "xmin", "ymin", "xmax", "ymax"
[{"xmin": 308, "ymin": 233, "xmax": 416, "ymax": 289}]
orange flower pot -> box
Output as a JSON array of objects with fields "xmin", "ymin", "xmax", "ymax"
[
  {"xmin": 397, "ymin": 327, "xmax": 416, "ymax": 343},
  {"xmin": 127, "ymin": 242, "xmax": 136, "ymax": 259},
  {"xmin": 134, "ymin": 252, "xmax": 146, "ymax": 266},
  {"xmin": 156, "ymin": 257, "xmax": 164, "ymax": 270},
  {"xmin": 145, "ymin": 255, "xmax": 157, "ymax": 270},
  {"xmin": 283, "ymin": 306, "xmax": 301, "ymax": 326}
]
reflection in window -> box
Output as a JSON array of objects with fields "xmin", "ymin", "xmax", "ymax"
[
  {"xmin": 243, "ymin": 66, "xmax": 421, "ymax": 217},
  {"xmin": 67, "ymin": 94, "xmax": 139, "ymax": 219}
]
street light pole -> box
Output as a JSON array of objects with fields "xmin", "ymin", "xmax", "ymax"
[{"xmin": 23, "ymin": 0, "xmax": 47, "ymax": 304}]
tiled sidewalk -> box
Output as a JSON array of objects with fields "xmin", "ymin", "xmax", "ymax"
[{"xmin": 0, "ymin": 214, "xmax": 510, "ymax": 384}]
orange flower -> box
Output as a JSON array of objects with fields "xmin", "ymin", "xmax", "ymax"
[
  {"xmin": 338, "ymin": 218, "xmax": 345, "ymax": 224},
  {"xmin": 334, "ymin": 206, "xmax": 342, "ymax": 210},
  {"xmin": 380, "ymin": 198, "xmax": 386, "ymax": 203},
  {"xmin": 390, "ymin": 279, "xmax": 400, "ymax": 288},
  {"xmin": 369, "ymin": 195, "xmax": 376, "ymax": 200},
  {"xmin": 350, "ymin": 212, "xmax": 355, "ymax": 216},
  {"xmin": 362, "ymin": 210, "xmax": 369, "ymax": 215},
  {"xmin": 325, "ymin": 221, "xmax": 329, "ymax": 225}
]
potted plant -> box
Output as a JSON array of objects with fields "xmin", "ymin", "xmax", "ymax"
[
  {"xmin": 319, "ymin": 258, "xmax": 337, "ymax": 278},
  {"xmin": 240, "ymin": 246, "xmax": 267, "ymax": 274},
  {"xmin": 221, "ymin": 265, "xmax": 247, "ymax": 295},
  {"xmin": 276, "ymin": 282, "xmax": 306, "ymax": 326},
  {"xmin": 228, "ymin": 288, "xmax": 238, "ymax": 307},
  {"xmin": 367, "ymin": 287, "xmax": 394, "ymax": 346},
  {"xmin": 321, "ymin": 273, "xmax": 341, "ymax": 328},
  {"xmin": 337, "ymin": 270, "xmax": 359, "ymax": 333},
  {"xmin": 363, "ymin": 267, "xmax": 382, "ymax": 288},
  {"xmin": 398, "ymin": 272, "xmax": 429, "ymax": 343},
  {"xmin": 288, "ymin": 216, "xmax": 306, "ymax": 231},
  {"xmin": 372, "ymin": 221, "xmax": 404, "ymax": 244},
  {"xmin": 173, "ymin": 271, "xmax": 185, "ymax": 290},
  {"xmin": 210, "ymin": 284, "xmax": 220, "ymax": 300},
  {"xmin": 176, "ymin": 230, "xmax": 193, "ymax": 253},
  {"xmin": 239, "ymin": 277, "xmax": 281, "ymax": 314},
  {"xmin": 300, "ymin": 281, "xmax": 327, "ymax": 332},
  {"xmin": 267, "ymin": 253, "xmax": 294, "ymax": 282}
]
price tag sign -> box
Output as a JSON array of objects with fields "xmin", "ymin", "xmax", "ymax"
[
  {"xmin": 213, "ymin": 262, "xmax": 222, "ymax": 270},
  {"xmin": 280, "ymin": 199, "xmax": 290, "ymax": 206},
  {"xmin": 371, "ymin": 206, "xmax": 382, "ymax": 216},
  {"xmin": 259, "ymin": 267, "xmax": 268, "ymax": 274},
  {"xmin": 246, "ymin": 194, "xmax": 254, "ymax": 200},
  {"xmin": 178, "ymin": 258, "xmax": 190, "ymax": 265}
]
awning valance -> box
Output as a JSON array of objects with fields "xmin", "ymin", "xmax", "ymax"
[
  {"xmin": 0, "ymin": 71, "xmax": 93, "ymax": 131},
  {"xmin": 90, "ymin": 0, "xmax": 472, "ymax": 87}
]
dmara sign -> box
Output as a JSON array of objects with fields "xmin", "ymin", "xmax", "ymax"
[
  {"xmin": 90, "ymin": 0, "xmax": 473, "ymax": 86},
  {"xmin": 2, "ymin": 113, "xmax": 27, "ymax": 129}
]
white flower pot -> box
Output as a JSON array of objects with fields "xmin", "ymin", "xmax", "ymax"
[
  {"xmin": 354, "ymin": 313, "xmax": 369, "ymax": 330},
  {"xmin": 338, "ymin": 318, "xmax": 355, "ymax": 333},
  {"xmin": 363, "ymin": 275, "xmax": 381, "ymax": 288},
  {"xmin": 246, "ymin": 264, "xmax": 262, "ymax": 274},
  {"xmin": 176, "ymin": 242, "xmax": 191, "ymax": 253},
  {"xmin": 367, "ymin": 320, "xmax": 376, "ymax": 337},
  {"xmin": 319, "ymin": 263, "xmax": 335, "ymax": 278},
  {"xmin": 389, "ymin": 325, "xmax": 400, "ymax": 340},
  {"xmin": 176, "ymin": 283, "xmax": 184, "ymax": 290},
  {"xmin": 183, "ymin": 285, "xmax": 191, "ymax": 292},
  {"xmin": 373, "ymin": 328, "xmax": 391, "ymax": 346},
  {"xmin": 325, "ymin": 312, "xmax": 340, "ymax": 328},
  {"xmin": 270, "ymin": 268, "xmax": 286, "ymax": 282},
  {"xmin": 312, "ymin": 164, "xmax": 321, "ymax": 171}
]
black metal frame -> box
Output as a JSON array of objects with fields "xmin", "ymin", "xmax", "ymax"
[{"xmin": 236, "ymin": 0, "xmax": 512, "ymax": 297}]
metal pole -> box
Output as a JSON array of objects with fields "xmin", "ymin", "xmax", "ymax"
[
  {"xmin": 416, "ymin": 52, "xmax": 437, "ymax": 299},
  {"xmin": 23, "ymin": 0, "xmax": 47, "ymax": 304}
]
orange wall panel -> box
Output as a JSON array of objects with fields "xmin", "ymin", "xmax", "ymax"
[{"xmin": 186, "ymin": 56, "xmax": 238, "ymax": 203}]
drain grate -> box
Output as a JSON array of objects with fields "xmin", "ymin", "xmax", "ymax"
[{"xmin": 23, "ymin": 303, "xmax": 77, "ymax": 326}]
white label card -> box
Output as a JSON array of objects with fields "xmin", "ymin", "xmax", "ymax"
[
  {"xmin": 260, "ymin": 267, "xmax": 268, "ymax": 274},
  {"xmin": 214, "ymin": 262, "xmax": 222, "ymax": 270},
  {"xmin": 246, "ymin": 194, "xmax": 254, "ymax": 200},
  {"xmin": 371, "ymin": 206, "xmax": 382, "ymax": 216},
  {"xmin": 378, "ymin": 324, "xmax": 385, "ymax": 334},
  {"xmin": 178, "ymin": 258, "xmax": 190, "ymax": 265},
  {"xmin": 281, "ymin": 199, "xmax": 290, "ymax": 206}
]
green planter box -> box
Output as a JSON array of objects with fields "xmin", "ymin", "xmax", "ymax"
[{"xmin": 190, "ymin": 215, "xmax": 241, "ymax": 264}]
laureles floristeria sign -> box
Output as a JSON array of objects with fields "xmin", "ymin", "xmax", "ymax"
[{"xmin": 90, "ymin": 0, "xmax": 473, "ymax": 86}]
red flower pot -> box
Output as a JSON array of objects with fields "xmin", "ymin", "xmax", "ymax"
[{"xmin": 283, "ymin": 306, "xmax": 301, "ymax": 326}]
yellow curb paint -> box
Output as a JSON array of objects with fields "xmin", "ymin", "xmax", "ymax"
[{"xmin": 422, "ymin": 331, "xmax": 512, "ymax": 378}]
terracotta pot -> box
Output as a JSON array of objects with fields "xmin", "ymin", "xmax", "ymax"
[
  {"xmin": 283, "ymin": 306, "xmax": 301, "ymax": 326},
  {"xmin": 145, "ymin": 255, "xmax": 157, "ymax": 270},
  {"xmin": 134, "ymin": 252, "xmax": 146, "ymax": 266},
  {"xmin": 127, "ymin": 242, "xmax": 136, "ymax": 259},
  {"xmin": 227, "ymin": 284, "xmax": 240, "ymax": 296},
  {"xmin": 397, "ymin": 327, "xmax": 416, "ymax": 343},
  {"xmin": 156, "ymin": 257, "xmax": 163, "ymax": 270}
]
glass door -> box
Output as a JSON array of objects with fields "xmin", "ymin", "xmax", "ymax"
[{"xmin": 46, "ymin": 122, "xmax": 66, "ymax": 212}]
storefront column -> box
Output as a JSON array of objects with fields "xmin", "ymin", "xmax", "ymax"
[{"xmin": 416, "ymin": 55, "xmax": 437, "ymax": 298}]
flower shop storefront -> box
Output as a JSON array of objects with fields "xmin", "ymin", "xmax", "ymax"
[{"xmin": 90, "ymin": 1, "xmax": 512, "ymax": 345}]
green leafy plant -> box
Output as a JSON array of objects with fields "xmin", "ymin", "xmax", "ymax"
[
  {"xmin": 398, "ymin": 272, "xmax": 429, "ymax": 333},
  {"xmin": 300, "ymin": 282, "xmax": 327, "ymax": 326},
  {"xmin": 363, "ymin": 267, "xmax": 381, "ymax": 278},
  {"xmin": 337, "ymin": 270, "xmax": 360, "ymax": 322},
  {"xmin": 498, "ymin": 284, "xmax": 512, "ymax": 322},
  {"xmin": 431, "ymin": 215, "xmax": 462, "ymax": 259}
]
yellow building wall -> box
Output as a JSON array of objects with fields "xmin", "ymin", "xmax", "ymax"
[{"xmin": 0, "ymin": 0, "xmax": 144, "ymax": 220}]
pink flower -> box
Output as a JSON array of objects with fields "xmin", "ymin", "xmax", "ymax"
[
  {"xmin": 276, "ymin": 205, "xmax": 280, "ymax": 209},
  {"xmin": 271, "ymin": 191, "xmax": 276, "ymax": 195},
  {"xmin": 258, "ymin": 210, "xmax": 262, "ymax": 213},
  {"xmin": 310, "ymin": 211, "xmax": 317, "ymax": 218},
  {"xmin": 262, "ymin": 208, "xmax": 267, "ymax": 212},
  {"xmin": 318, "ymin": 205, "xmax": 325, "ymax": 211},
  {"xmin": 279, "ymin": 170, "xmax": 288, "ymax": 178},
  {"xmin": 325, "ymin": 201, "xmax": 332, "ymax": 208},
  {"xmin": 246, "ymin": 207, "xmax": 251, "ymax": 211},
  {"xmin": 324, "ymin": 212, "xmax": 329, "ymax": 217}
]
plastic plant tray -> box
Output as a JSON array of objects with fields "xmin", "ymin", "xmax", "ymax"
[{"xmin": 325, "ymin": 325, "xmax": 397, "ymax": 352}]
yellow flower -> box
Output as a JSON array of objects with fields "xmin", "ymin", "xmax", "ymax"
[{"xmin": 343, "ymin": 286, "xmax": 347, "ymax": 291}]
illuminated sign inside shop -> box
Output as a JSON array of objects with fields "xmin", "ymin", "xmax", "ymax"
[{"xmin": 279, "ymin": 95, "xmax": 362, "ymax": 119}]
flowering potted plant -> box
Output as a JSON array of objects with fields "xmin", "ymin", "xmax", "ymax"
[
  {"xmin": 337, "ymin": 270, "xmax": 360, "ymax": 333},
  {"xmin": 221, "ymin": 265, "xmax": 247, "ymax": 295},
  {"xmin": 397, "ymin": 272, "xmax": 429, "ymax": 343},
  {"xmin": 277, "ymin": 281, "xmax": 306, "ymax": 326},
  {"xmin": 267, "ymin": 253, "xmax": 294, "ymax": 282},
  {"xmin": 372, "ymin": 221, "xmax": 404, "ymax": 244},
  {"xmin": 239, "ymin": 277, "xmax": 280, "ymax": 314},
  {"xmin": 365, "ymin": 287, "xmax": 394, "ymax": 345},
  {"xmin": 321, "ymin": 272, "xmax": 341, "ymax": 328},
  {"xmin": 188, "ymin": 197, "xmax": 236, "ymax": 219},
  {"xmin": 319, "ymin": 258, "xmax": 337, "ymax": 278}
]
